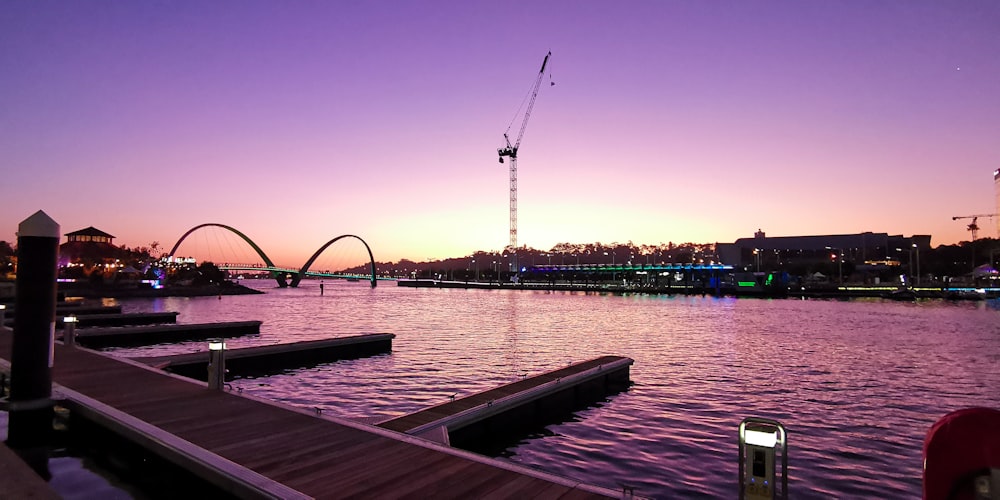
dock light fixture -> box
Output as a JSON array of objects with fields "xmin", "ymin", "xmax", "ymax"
[
  {"xmin": 63, "ymin": 315, "xmax": 78, "ymax": 348},
  {"xmin": 207, "ymin": 341, "xmax": 227, "ymax": 390},
  {"xmin": 0, "ymin": 304, "xmax": 5, "ymax": 326},
  {"xmin": 744, "ymin": 429, "xmax": 778, "ymax": 448},
  {"xmin": 739, "ymin": 417, "xmax": 788, "ymax": 500}
]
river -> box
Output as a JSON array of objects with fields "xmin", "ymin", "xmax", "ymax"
[{"xmin": 107, "ymin": 280, "xmax": 1000, "ymax": 498}]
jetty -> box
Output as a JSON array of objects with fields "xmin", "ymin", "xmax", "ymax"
[
  {"xmin": 65, "ymin": 321, "xmax": 262, "ymax": 348},
  {"xmin": 133, "ymin": 333, "xmax": 395, "ymax": 380},
  {"xmin": 2, "ymin": 303, "xmax": 122, "ymax": 325},
  {"xmin": 56, "ymin": 311, "xmax": 179, "ymax": 328},
  {"xmin": 0, "ymin": 329, "xmax": 621, "ymax": 498},
  {"xmin": 379, "ymin": 356, "xmax": 633, "ymax": 444}
]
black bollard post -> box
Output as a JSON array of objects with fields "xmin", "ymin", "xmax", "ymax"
[{"xmin": 7, "ymin": 210, "xmax": 59, "ymax": 449}]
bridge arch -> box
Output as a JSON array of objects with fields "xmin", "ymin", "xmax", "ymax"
[
  {"xmin": 168, "ymin": 223, "xmax": 291, "ymax": 287},
  {"xmin": 294, "ymin": 234, "xmax": 377, "ymax": 288}
]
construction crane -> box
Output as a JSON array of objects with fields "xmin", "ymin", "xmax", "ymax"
[
  {"xmin": 498, "ymin": 51, "xmax": 552, "ymax": 273},
  {"xmin": 951, "ymin": 213, "xmax": 999, "ymax": 241}
]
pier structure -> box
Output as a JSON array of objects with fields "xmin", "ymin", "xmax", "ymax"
[
  {"xmin": 55, "ymin": 311, "xmax": 179, "ymax": 328},
  {"xmin": 0, "ymin": 330, "xmax": 622, "ymax": 498},
  {"xmin": 133, "ymin": 333, "xmax": 395, "ymax": 379},
  {"xmin": 379, "ymin": 355, "xmax": 633, "ymax": 445},
  {"xmin": 62, "ymin": 321, "xmax": 262, "ymax": 348},
  {"xmin": 524, "ymin": 262, "xmax": 733, "ymax": 287}
]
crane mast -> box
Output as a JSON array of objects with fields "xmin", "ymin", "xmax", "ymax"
[{"xmin": 498, "ymin": 51, "xmax": 551, "ymax": 273}]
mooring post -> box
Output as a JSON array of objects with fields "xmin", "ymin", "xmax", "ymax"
[
  {"xmin": 0, "ymin": 304, "xmax": 6, "ymax": 328},
  {"xmin": 63, "ymin": 316, "xmax": 77, "ymax": 348},
  {"xmin": 207, "ymin": 341, "xmax": 226, "ymax": 390},
  {"xmin": 8, "ymin": 210, "xmax": 59, "ymax": 449}
]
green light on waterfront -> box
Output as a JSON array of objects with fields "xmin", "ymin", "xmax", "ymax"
[{"xmin": 738, "ymin": 281, "xmax": 757, "ymax": 287}]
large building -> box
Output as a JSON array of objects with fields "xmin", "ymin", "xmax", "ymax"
[
  {"xmin": 717, "ymin": 229, "xmax": 930, "ymax": 271},
  {"xmin": 59, "ymin": 226, "xmax": 118, "ymax": 268}
]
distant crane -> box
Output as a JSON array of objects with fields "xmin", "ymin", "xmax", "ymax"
[
  {"xmin": 498, "ymin": 51, "xmax": 552, "ymax": 272},
  {"xmin": 951, "ymin": 213, "xmax": 999, "ymax": 241}
]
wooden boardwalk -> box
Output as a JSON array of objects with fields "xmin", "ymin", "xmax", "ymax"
[
  {"xmin": 132, "ymin": 333, "xmax": 395, "ymax": 379},
  {"xmin": 67, "ymin": 321, "xmax": 262, "ymax": 348},
  {"xmin": 379, "ymin": 356, "xmax": 632, "ymax": 436},
  {"xmin": 0, "ymin": 330, "xmax": 619, "ymax": 498},
  {"xmin": 57, "ymin": 311, "xmax": 179, "ymax": 328}
]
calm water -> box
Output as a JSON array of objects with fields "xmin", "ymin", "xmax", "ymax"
[{"xmin": 108, "ymin": 280, "xmax": 1000, "ymax": 498}]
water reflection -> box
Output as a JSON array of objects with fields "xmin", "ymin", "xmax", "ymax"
[{"xmin": 109, "ymin": 281, "xmax": 1000, "ymax": 498}]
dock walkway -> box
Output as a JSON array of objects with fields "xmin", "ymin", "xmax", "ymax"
[
  {"xmin": 379, "ymin": 356, "xmax": 632, "ymax": 438},
  {"xmin": 0, "ymin": 330, "xmax": 618, "ymax": 498},
  {"xmin": 133, "ymin": 333, "xmax": 395, "ymax": 379},
  {"xmin": 58, "ymin": 311, "xmax": 179, "ymax": 328},
  {"xmin": 67, "ymin": 321, "xmax": 262, "ymax": 348}
]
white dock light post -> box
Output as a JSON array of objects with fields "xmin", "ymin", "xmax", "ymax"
[
  {"xmin": 9, "ymin": 210, "xmax": 60, "ymax": 449},
  {"xmin": 207, "ymin": 341, "xmax": 227, "ymax": 390},
  {"xmin": 63, "ymin": 316, "xmax": 77, "ymax": 348},
  {"xmin": 738, "ymin": 417, "xmax": 788, "ymax": 500},
  {"xmin": 0, "ymin": 304, "xmax": 5, "ymax": 327}
]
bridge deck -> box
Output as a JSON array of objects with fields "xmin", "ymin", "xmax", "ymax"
[{"xmin": 0, "ymin": 330, "xmax": 616, "ymax": 498}]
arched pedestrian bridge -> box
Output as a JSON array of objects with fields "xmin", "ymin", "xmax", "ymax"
[{"xmin": 167, "ymin": 223, "xmax": 380, "ymax": 288}]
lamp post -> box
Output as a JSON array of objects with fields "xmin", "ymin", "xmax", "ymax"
[
  {"xmin": 208, "ymin": 341, "xmax": 226, "ymax": 390},
  {"xmin": 838, "ymin": 250, "xmax": 843, "ymax": 284},
  {"xmin": 604, "ymin": 251, "xmax": 616, "ymax": 281},
  {"xmin": 913, "ymin": 243, "xmax": 920, "ymax": 285},
  {"xmin": 905, "ymin": 246, "xmax": 913, "ymax": 284},
  {"xmin": 825, "ymin": 246, "xmax": 843, "ymax": 284},
  {"xmin": 63, "ymin": 316, "xmax": 78, "ymax": 348}
]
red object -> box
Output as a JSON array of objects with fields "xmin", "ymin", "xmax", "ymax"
[{"xmin": 924, "ymin": 407, "xmax": 1000, "ymax": 499}]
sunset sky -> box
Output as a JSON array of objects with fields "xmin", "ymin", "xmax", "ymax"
[{"xmin": 3, "ymin": 1, "xmax": 999, "ymax": 267}]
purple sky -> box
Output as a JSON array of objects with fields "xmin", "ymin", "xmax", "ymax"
[{"xmin": 3, "ymin": 1, "xmax": 999, "ymax": 267}]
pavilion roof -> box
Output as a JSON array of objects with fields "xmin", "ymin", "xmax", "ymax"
[{"xmin": 65, "ymin": 226, "xmax": 115, "ymax": 239}]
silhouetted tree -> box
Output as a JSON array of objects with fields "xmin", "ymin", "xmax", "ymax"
[{"xmin": 0, "ymin": 241, "xmax": 13, "ymax": 279}]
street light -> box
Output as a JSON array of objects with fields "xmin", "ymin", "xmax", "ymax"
[
  {"xmin": 604, "ymin": 251, "xmax": 616, "ymax": 281},
  {"xmin": 825, "ymin": 246, "xmax": 843, "ymax": 284},
  {"xmin": 912, "ymin": 243, "xmax": 920, "ymax": 285}
]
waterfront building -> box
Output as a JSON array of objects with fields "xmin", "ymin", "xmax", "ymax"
[
  {"xmin": 716, "ymin": 230, "xmax": 930, "ymax": 275},
  {"xmin": 58, "ymin": 226, "xmax": 119, "ymax": 269}
]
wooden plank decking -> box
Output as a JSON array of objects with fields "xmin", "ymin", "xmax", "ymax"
[
  {"xmin": 0, "ymin": 330, "xmax": 619, "ymax": 498},
  {"xmin": 131, "ymin": 333, "xmax": 395, "ymax": 379},
  {"xmin": 379, "ymin": 355, "xmax": 632, "ymax": 434},
  {"xmin": 56, "ymin": 311, "xmax": 180, "ymax": 328},
  {"xmin": 66, "ymin": 321, "xmax": 262, "ymax": 348}
]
